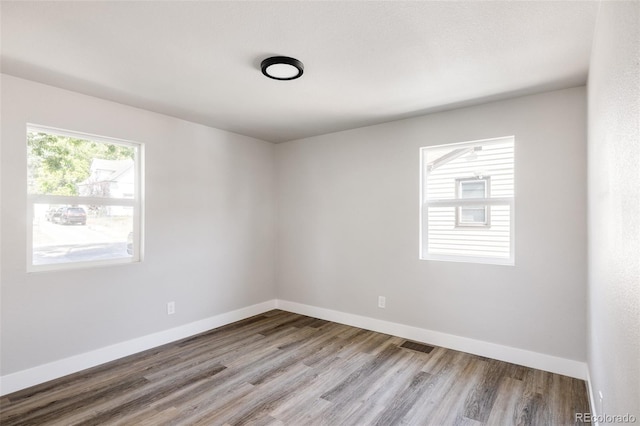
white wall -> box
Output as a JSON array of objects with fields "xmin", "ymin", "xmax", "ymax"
[
  {"xmin": 1, "ymin": 75, "xmax": 593, "ymax": 392},
  {"xmin": 277, "ymin": 87, "xmax": 587, "ymax": 362},
  {"xmin": 587, "ymin": 0, "xmax": 640, "ymax": 419},
  {"xmin": 0, "ymin": 75, "xmax": 276, "ymax": 376}
]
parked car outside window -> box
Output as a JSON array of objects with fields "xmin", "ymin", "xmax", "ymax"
[{"xmin": 53, "ymin": 207, "xmax": 87, "ymax": 225}]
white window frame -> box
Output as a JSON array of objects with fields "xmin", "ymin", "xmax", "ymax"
[
  {"xmin": 27, "ymin": 124, "xmax": 144, "ymax": 272},
  {"xmin": 419, "ymin": 136, "xmax": 515, "ymax": 266}
]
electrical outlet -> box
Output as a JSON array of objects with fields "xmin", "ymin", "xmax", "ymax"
[
  {"xmin": 378, "ymin": 296, "xmax": 386, "ymax": 308},
  {"xmin": 167, "ymin": 301, "xmax": 175, "ymax": 315}
]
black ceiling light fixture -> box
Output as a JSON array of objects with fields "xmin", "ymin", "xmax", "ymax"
[{"xmin": 261, "ymin": 56, "xmax": 304, "ymax": 81}]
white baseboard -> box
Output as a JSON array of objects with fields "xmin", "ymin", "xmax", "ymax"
[
  {"xmin": 1, "ymin": 298, "xmax": 588, "ymax": 396},
  {"xmin": 275, "ymin": 299, "xmax": 588, "ymax": 380},
  {"xmin": 585, "ymin": 367, "xmax": 599, "ymax": 424},
  {"xmin": 0, "ymin": 300, "xmax": 277, "ymax": 396}
]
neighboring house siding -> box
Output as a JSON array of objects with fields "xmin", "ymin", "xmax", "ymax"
[{"xmin": 77, "ymin": 159, "xmax": 134, "ymax": 216}]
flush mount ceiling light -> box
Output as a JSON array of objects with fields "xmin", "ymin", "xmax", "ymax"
[{"xmin": 261, "ymin": 56, "xmax": 304, "ymax": 81}]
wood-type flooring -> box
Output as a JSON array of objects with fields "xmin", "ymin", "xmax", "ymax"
[{"xmin": 0, "ymin": 310, "xmax": 591, "ymax": 425}]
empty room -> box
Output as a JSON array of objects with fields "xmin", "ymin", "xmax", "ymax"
[{"xmin": 1, "ymin": 1, "xmax": 638, "ymax": 425}]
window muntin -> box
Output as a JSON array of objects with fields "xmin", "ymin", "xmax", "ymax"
[
  {"xmin": 420, "ymin": 136, "xmax": 514, "ymax": 265},
  {"xmin": 27, "ymin": 125, "xmax": 143, "ymax": 271}
]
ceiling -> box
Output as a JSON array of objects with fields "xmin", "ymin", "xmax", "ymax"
[{"xmin": 1, "ymin": 1, "xmax": 599, "ymax": 143}]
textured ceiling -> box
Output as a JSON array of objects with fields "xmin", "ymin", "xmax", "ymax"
[{"xmin": 1, "ymin": 1, "xmax": 599, "ymax": 143}]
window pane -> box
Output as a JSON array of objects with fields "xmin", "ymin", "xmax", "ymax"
[
  {"xmin": 460, "ymin": 181, "xmax": 486, "ymax": 199},
  {"xmin": 460, "ymin": 207, "xmax": 487, "ymax": 223},
  {"xmin": 32, "ymin": 203, "xmax": 134, "ymax": 266},
  {"xmin": 27, "ymin": 130, "xmax": 136, "ymax": 199},
  {"xmin": 425, "ymin": 140, "xmax": 513, "ymax": 200},
  {"xmin": 426, "ymin": 204, "xmax": 511, "ymax": 259}
]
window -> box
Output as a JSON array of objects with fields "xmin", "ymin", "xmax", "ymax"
[
  {"xmin": 456, "ymin": 177, "xmax": 490, "ymax": 227},
  {"xmin": 27, "ymin": 125, "xmax": 143, "ymax": 270},
  {"xmin": 420, "ymin": 136, "xmax": 514, "ymax": 265}
]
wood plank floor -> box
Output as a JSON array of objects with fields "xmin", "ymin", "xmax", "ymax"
[{"xmin": 1, "ymin": 310, "xmax": 591, "ymax": 425}]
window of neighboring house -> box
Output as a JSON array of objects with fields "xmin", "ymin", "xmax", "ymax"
[
  {"xmin": 420, "ymin": 136, "xmax": 514, "ymax": 265},
  {"xmin": 27, "ymin": 125, "xmax": 143, "ymax": 271},
  {"xmin": 456, "ymin": 177, "xmax": 490, "ymax": 227}
]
